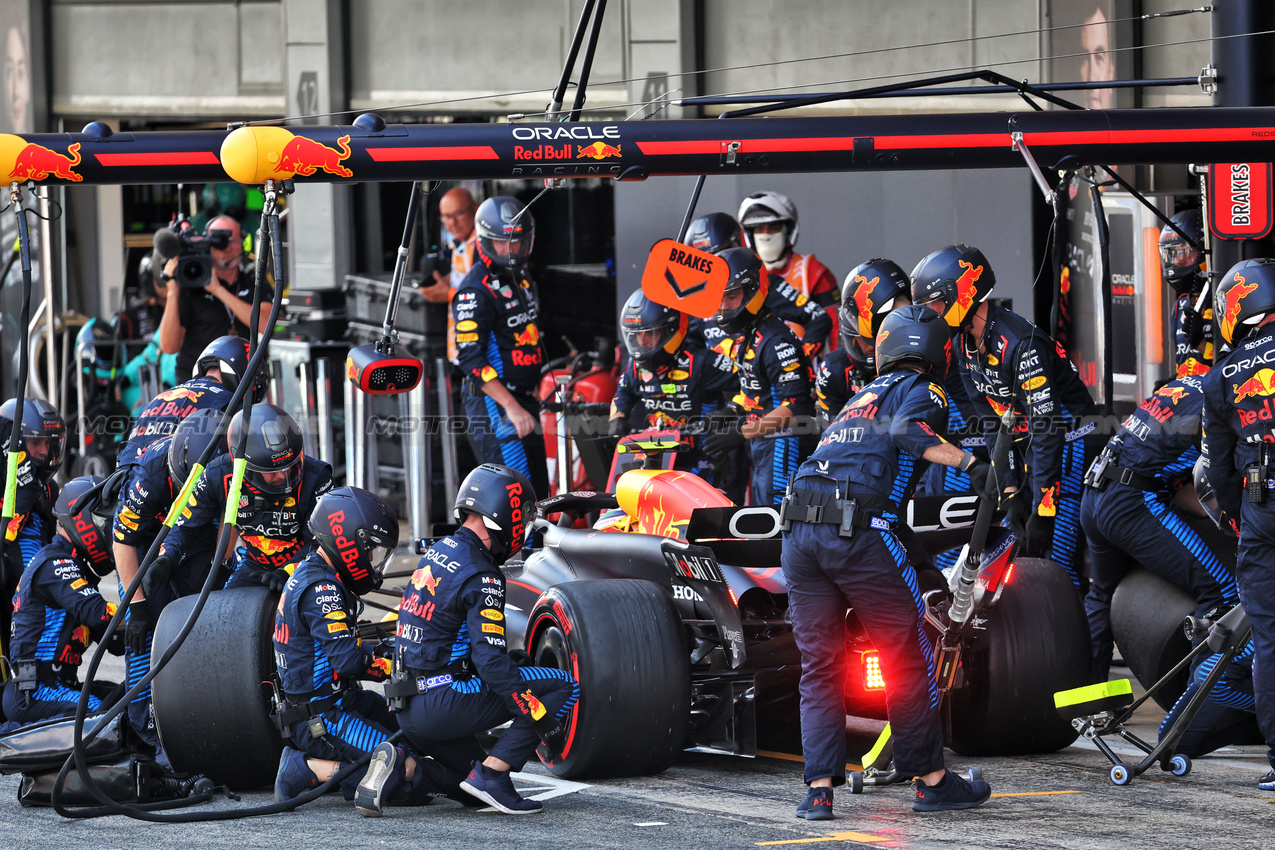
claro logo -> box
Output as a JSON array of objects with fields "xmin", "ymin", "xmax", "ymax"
[{"xmin": 511, "ymin": 125, "xmax": 620, "ymax": 141}]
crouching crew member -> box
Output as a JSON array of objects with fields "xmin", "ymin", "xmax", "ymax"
[
  {"xmin": 912, "ymin": 244, "xmax": 1099, "ymax": 591},
  {"xmin": 1081, "ymin": 327, "xmax": 1237, "ymax": 682},
  {"xmin": 3, "ymin": 477, "xmax": 121, "ymax": 726},
  {"xmin": 703, "ymin": 248, "xmax": 817, "ymax": 506},
  {"xmin": 364, "ymin": 464, "xmax": 579, "ymax": 816},
  {"xmin": 453, "ymin": 196, "xmax": 550, "ymax": 499},
  {"xmin": 781, "ymin": 306, "xmax": 994, "ymax": 816},
  {"xmin": 112, "ymin": 410, "xmax": 228, "ymax": 761},
  {"xmin": 272, "ymin": 486, "xmax": 455, "ymax": 807},
  {"xmin": 157, "ymin": 404, "xmax": 333, "ymax": 591},
  {"xmin": 1201, "ymin": 258, "xmax": 1275, "ymax": 792},
  {"xmin": 609, "ymin": 291, "xmax": 738, "ymax": 483},
  {"xmin": 0, "ymin": 399, "xmax": 65, "ymax": 649}
]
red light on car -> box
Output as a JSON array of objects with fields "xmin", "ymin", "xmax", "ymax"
[
  {"xmin": 1002, "ymin": 562, "xmax": 1014, "ymax": 586},
  {"xmin": 727, "ymin": 586, "xmax": 739, "ymax": 607},
  {"xmin": 861, "ymin": 650, "xmax": 886, "ymax": 691}
]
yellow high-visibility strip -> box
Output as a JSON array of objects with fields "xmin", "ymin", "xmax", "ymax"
[
  {"xmin": 861, "ymin": 723, "xmax": 892, "ymax": 770},
  {"xmin": 223, "ymin": 457, "xmax": 247, "ymax": 527},
  {"xmin": 1054, "ymin": 679, "xmax": 1132, "ymax": 709},
  {"xmin": 1, "ymin": 456, "xmax": 17, "ymax": 519},
  {"xmin": 754, "ymin": 749, "xmax": 862, "ymax": 772},
  {"xmin": 163, "ymin": 462, "xmax": 205, "ymax": 527}
]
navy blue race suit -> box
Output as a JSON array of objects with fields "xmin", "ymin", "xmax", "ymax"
[
  {"xmin": 273, "ymin": 552, "xmax": 444, "ymax": 801},
  {"xmin": 114, "ymin": 377, "xmax": 232, "ymax": 468},
  {"xmin": 1082, "ymin": 367, "xmax": 1239, "ymax": 680},
  {"xmin": 393, "ymin": 528, "xmax": 579, "ymax": 775},
  {"xmin": 730, "ymin": 315, "xmax": 817, "ymax": 505},
  {"xmin": 1, "ymin": 480, "xmax": 56, "ymax": 659},
  {"xmin": 1173, "ymin": 292, "xmax": 1215, "ymax": 372},
  {"xmin": 160, "ymin": 453, "xmax": 333, "ymax": 588},
  {"xmin": 1202, "ymin": 322, "xmax": 1275, "ymax": 772},
  {"xmin": 1160, "ymin": 641, "xmax": 1258, "ymax": 758},
  {"xmin": 782, "ymin": 369, "xmax": 952, "ymax": 783},
  {"xmin": 2, "ymin": 535, "xmax": 118, "ymax": 725},
  {"xmin": 610, "ymin": 345, "xmax": 738, "ymax": 482},
  {"xmin": 453, "ymin": 256, "xmax": 549, "ymax": 498},
  {"xmin": 959, "ymin": 304, "xmax": 1099, "ymax": 589},
  {"xmin": 112, "ymin": 434, "xmax": 218, "ymax": 745},
  {"xmin": 815, "ymin": 347, "xmax": 861, "ymax": 425},
  {"xmin": 688, "ymin": 278, "xmax": 832, "ymax": 357}
]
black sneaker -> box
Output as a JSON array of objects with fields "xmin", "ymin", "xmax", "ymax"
[
  {"xmin": 795, "ymin": 786, "xmax": 833, "ymax": 820},
  {"xmin": 459, "ymin": 762, "xmax": 543, "ymax": 814},
  {"xmin": 912, "ymin": 769, "xmax": 991, "ymax": 812},
  {"xmin": 1258, "ymin": 769, "xmax": 1275, "ymax": 792}
]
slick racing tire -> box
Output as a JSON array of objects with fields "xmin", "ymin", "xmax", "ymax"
[
  {"xmin": 527, "ymin": 579, "xmax": 691, "ymax": 779},
  {"xmin": 947, "ymin": 557, "xmax": 1089, "ymax": 755},
  {"xmin": 151, "ymin": 586, "xmax": 283, "ymax": 789},
  {"xmin": 1111, "ymin": 567, "xmax": 1195, "ymax": 710}
]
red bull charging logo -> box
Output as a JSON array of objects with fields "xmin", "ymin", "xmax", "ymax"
[
  {"xmin": 853, "ymin": 275, "xmax": 878, "ymax": 338},
  {"xmin": 1233, "ymin": 368, "xmax": 1275, "ymax": 403},
  {"xmin": 952, "ymin": 260, "xmax": 984, "ymax": 317},
  {"xmin": 1, "ymin": 136, "xmax": 82, "ymax": 182},
  {"xmin": 578, "ymin": 142, "xmax": 621, "ymax": 160},
  {"xmin": 1221, "ymin": 274, "xmax": 1259, "ymax": 343},
  {"xmin": 274, "ymin": 134, "xmax": 353, "ymax": 178}
]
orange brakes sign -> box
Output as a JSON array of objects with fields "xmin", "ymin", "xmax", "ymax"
[{"xmin": 640, "ymin": 238, "xmax": 729, "ymax": 319}]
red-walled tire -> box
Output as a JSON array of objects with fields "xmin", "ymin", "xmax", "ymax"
[{"xmin": 527, "ymin": 580, "xmax": 690, "ymax": 779}]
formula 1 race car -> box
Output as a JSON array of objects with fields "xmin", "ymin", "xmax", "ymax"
[{"xmin": 145, "ymin": 438, "xmax": 1090, "ymax": 788}]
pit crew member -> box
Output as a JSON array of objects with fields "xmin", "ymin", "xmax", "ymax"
[
  {"xmin": 365, "ymin": 464, "xmax": 578, "ymax": 815},
  {"xmin": 609, "ymin": 291, "xmax": 738, "ymax": 483},
  {"xmin": 1201, "ymin": 257, "xmax": 1275, "ymax": 792},
  {"xmin": 703, "ymin": 248, "xmax": 817, "ymax": 506},
  {"xmin": 453, "ymin": 196, "xmax": 550, "ymax": 498},
  {"xmin": 1081, "ymin": 326, "xmax": 1237, "ymax": 681},
  {"xmin": 272, "ymin": 486, "xmax": 455, "ymax": 807},
  {"xmin": 912, "ymin": 243, "xmax": 1099, "ymax": 590},
  {"xmin": 780, "ymin": 306, "xmax": 994, "ymax": 816},
  {"xmin": 418, "ymin": 186, "xmax": 479, "ymax": 364},
  {"xmin": 0, "ymin": 398, "xmax": 64, "ymax": 649},
  {"xmin": 1160, "ymin": 209, "xmax": 1214, "ymax": 372},
  {"xmin": 3, "ymin": 477, "xmax": 120, "ymax": 726},
  {"xmin": 738, "ymin": 191, "xmax": 840, "ymax": 353},
  {"xmin": 156, "ymin": 404, "xmax": 332, "ymax": 592}
]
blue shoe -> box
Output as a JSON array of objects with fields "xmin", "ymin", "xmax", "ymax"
[
  {"xmin": 796, "ymin": 786, "xmax": 833, "ymax": 820},
  {"xmin": 355, "ymin": 742, "xmax": 402, "ymax": 818},
  {"xmin": 1258, "ymin": 770, "xmax": 1275, "ymax": 791},
  {"xmin": 459, "ymin": 761, "xmax": 543, "ymax": 814},
  {"xmin": 274, "ymin": 747, "xmax": 318, "ymax": 803},
  {"xmin": 912, "ymin": 770, "xmax": 991, "ymax": 812}
]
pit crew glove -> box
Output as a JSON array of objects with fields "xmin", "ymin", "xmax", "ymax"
[
  {"xmin": 702, "ymin": 418, "xmax": 747, "ymax": 462},
  {"xmin": 366, "ymin": 657, "xmax": 393, "ymax": 682},
  {"xmin": 125, "ymin": 599, "xmax": 156, "ymax": 658},
  {"xmin": 508, "ymin": 648, "xmax": 534, "ymax": 667},
  {"xmin": 1181, "ymin": 306, "xmax": 1204, "ymax": 347},
  {"xmin": 260, "ymin": 568, "xmax": 289, "ymax": 594},
  {"xmin": 1022, "ymin": 512, "xmax": 1055, "ymax": 558},
  {"xmin": 142, "ymin": 554, "xmax": 174, "ymax": 598},
  {"xmin": 964, "ymin": 461, "xmax": 998, "ymax": 503}
]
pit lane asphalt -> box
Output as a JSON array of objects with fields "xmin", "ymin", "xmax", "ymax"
[{"xmin": 2, "ymin": 673, "xmax": 1271, "ymax": 850}]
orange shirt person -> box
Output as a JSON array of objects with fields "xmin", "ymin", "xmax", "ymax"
[{"xmin": 419, "ymin": 187, "xmax": 479, "ymax": 363}]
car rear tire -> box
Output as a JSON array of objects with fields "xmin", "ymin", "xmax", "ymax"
[
  {"xmin": 150, "ymin": 586, "xmax": 283, "ymax": 789},
  {"xmin": 1111, "ymin": 567, "xmax": 1194, "ymax": 710},
  {"xmin": 947, "ymin": 557, "xmax": 1089, "ymax": 755},
  {"xmin": 527, "ymin": 579, "xmax": 690, "ymax": 779}
]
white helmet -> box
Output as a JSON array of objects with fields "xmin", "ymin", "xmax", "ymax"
[{"xmin": 737, "ymin": 191, "xmax": 799, "ymax": 265}]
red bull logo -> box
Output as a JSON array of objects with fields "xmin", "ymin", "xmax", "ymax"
[
  {"xmin": 243, "ymin": 535, "xmax": 296, "ymax": 557},
  {"xmin": 1156, "ymin": 385, "xmax": 1188, "ymax": 404},
  {"xmin": 1221, "ymin": 274, "xmax": 1259, "ymax": 342},
  {"xmin": 848, "ymin": 391, "xmax": 879, "ymax": 410},
  {"xmin": 7, "ymin": 140, "xmax": 82, "ymax": 182},
  {"xmin": 411, "ymin": 564, "xmax": 440, "ymax": 595},
  {"xmin": 157, "ymin": 386, "xmax": 202, "ymax": 403},
  {"xmin": 952, "ymin": 260, "xmax": 984, "ymax": 315},
  {"xmin": 520, "ymin": 689, "xmax": 547, "ymax": 720},
  {"xmin": 513, "ymin": 323, "xmax": 540, "ymax": 347},
  {"xmin": 274, "ymin": 134, "xmax": 353, "ymax": 178},
  {"xmin": 733, "ymin": 391, "xmax": 762, "ymax": 411},
  {"xmin": 853, "ymin": 275, "xmax": 878, "ymax": 338},
  {"xmin": 1233, "ymin": 368, "xmax": 1275, "ymax": 403},
  {"xmin": 578, "ymin": 142, "xmax": 621, "ymax": 160},
  {"xmin": 1038, "ymin": 485, "xmax": 1058, "ymax": 517}
]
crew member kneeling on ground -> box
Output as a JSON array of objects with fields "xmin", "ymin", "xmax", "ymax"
[
  {"xmin": 453, "ymin": 196, "xmax": 550, "ymax": 499},
  {"xmin": 3, "ymin": 477, "xmax": 121, "ymax": 727},
  {"xmin": 781, "ymin": 306, "xmax": 994, "ymax": 816},
  {"xmin": 157, "ymin": 404, "xmax": 333, "ymax": 591},
  {"xmin": 272, "ymin": 486, "xmax": 457, "ymax": 807},
  {"xmin": 362, "ymin": 464, "xmax": 579, "ymax": 816},
  {"xmin": 1081, "ymin": 326, "xmax": 1237, "ymax": 682},
  {"xmin": 704, "ymin": 248, "xmax": 817, "ymax": 506},
  {"xmin": 1201, "ymin": 258, "xmax": 1275, "ymax": 792},
  {"xmin": 609, "ymin": 291, "xmax": 738, "ymax": 485}
]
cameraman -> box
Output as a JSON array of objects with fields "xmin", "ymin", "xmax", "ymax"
[{"xmin": 157, "ymin": 215, "xmax": 272, "ymax": 380}]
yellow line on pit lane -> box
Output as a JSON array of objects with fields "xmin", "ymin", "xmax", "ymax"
[
  {"xmin": 756, "ymin": 749, "xmax": 863, "ymax": 772},
  {"xmin": 990, "ymin": 790, "xmax": 1082, "ymax": 798},
  {"xmin": 757, "ymin": 832, "xmax": 892, "ymax": 845}
]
